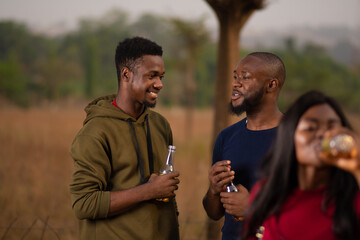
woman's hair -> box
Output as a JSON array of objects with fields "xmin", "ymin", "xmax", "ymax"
[{"xmin": 243, "ymin": 90, "xmax": 359, "ymax": 240}]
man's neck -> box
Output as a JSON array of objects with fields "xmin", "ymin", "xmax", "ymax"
[
  {"xmin": 246, "ymin": 107, "xmax": 283, "ymax": 131},
  {"xmin": 115, "ymin": 95, "xmax": 144, "ymax": 119}
]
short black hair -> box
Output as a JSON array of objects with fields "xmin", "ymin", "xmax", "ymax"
[{"xmin": 115, "ymin": 36, "xmax": 163, "ymax": 83}]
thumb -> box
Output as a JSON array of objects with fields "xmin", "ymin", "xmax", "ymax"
[
  {"xmin": 236, "ymin": 184, "xmax": 249, "ymax": 193},
  {"xmin": 148, "ymin": 173, "xmax": 159, "ymax": 181}
]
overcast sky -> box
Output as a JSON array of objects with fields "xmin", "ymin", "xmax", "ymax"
[{"xmin": 0, "ymin": 0, "xmax": 359, "ymax": 33}]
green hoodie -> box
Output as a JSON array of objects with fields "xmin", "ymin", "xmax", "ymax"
[{"xmin": 70, "ymin": 94, "xmax": 179, "ymax": 240}]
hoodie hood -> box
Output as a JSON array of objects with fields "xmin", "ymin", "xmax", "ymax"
[{"xmin": 83, "ymin": 94, "xmax": 150, "ymax": 126}]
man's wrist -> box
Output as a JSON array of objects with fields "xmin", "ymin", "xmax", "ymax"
[{"xmin": 208, "ymin": 187, "xmax": 221, "ymax": 197}]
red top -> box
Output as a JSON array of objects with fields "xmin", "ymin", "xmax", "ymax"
[{"xmin": 248, "ymin": 182, "xmax": 360, "ymax": 240}]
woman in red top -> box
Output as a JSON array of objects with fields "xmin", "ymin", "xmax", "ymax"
[{"xmin": 243, "ymin": 90, "xmax": 360, "ymax": 240}]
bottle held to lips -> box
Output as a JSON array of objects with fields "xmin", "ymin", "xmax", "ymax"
[
  {"xmin": 226, "ymin": 181, "xmax": 243, "ymax": 221},
  {"xmin": 156, "ymin": 145, "xmax": 176, "ymax": 202},
  {"xmin": 321, "ymin": 133, "xmax": 357, "ymax": 158}
]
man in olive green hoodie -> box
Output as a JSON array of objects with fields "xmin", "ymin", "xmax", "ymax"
[{"xmin": 70, "ymin": 37, "xmax": 180, "ymax": 240}]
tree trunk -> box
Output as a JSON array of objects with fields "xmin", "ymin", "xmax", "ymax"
[{"xmin": 212, "ymin": 18, "xmax": 241, "ymax": 144}]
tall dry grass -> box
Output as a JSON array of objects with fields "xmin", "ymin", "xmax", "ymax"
[
  {"xmin": 0, "ymin": 106, "xmax": 84, "ymax": 239},
  {"xmin": 1, "ymin": 103, "xmax": 359, "ymax": 240}
]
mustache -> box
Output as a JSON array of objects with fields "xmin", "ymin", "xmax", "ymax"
[{"xmin": 232, "ymin": 89, "xmax": 242, "ymax": 96}]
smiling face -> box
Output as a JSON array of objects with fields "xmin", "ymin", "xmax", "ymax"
[
  {"xmin": 294, "ymin": 103, "xmax": 342, "ymax": 167},
  {"xmin": 129, "ymin": 55, "xmax": 165, "ymax": 108},
  {"xmin": 230, "ymin": 55, "xmax": 268, "ymax": 115}
]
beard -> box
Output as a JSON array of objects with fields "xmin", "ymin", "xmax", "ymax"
[
  {"xmin": 143, "ymin": 100, "xmax": 156, "ymax": 108},
  {"xmin": 229, "ymin": 88, "xmax": 264, "ymax": 116}
]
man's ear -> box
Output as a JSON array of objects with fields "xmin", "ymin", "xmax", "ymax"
[
  {"xmin": 121, "ymin": 67, "xmax": 132, "ymax": 82},
  {"xmin": 267, "ymin": 79, "xmax": 279, "ymax": 93}
]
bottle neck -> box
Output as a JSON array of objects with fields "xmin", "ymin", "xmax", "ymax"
[
  {"xmin": 166, "ymin": 145, "xmax": 176, "ymax": 165},
  {"xmin": 166, "ymin": 150, "xmax": 175, "ymax": 165}
]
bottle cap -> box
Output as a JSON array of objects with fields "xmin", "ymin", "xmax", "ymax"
[{"xmin": 168, "ymin": 145, "xmax": 176, "ymax": 151}]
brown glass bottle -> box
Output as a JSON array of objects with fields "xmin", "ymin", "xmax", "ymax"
[{"xmin": 321, "ymin": 133, "xmax": 357, "ymax": 158}]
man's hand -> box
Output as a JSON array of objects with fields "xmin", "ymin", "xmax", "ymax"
[
  {"xmin": 108, "ymin": 171, "xmax": 180, "ymax": 217},
  {"xmin": 203, "ymin": 160, "xmax": 235, "ymax": 220},
  {"xmin": 220, "ymin": 184, "xmax": 249, "ymax": 219},
  {"xmin": 208, "ymin": 160, "xmax": 235, "ymax": 196},
  {"xmin": 147, "ymin": 171, "xmax": 180, "ymax": 200}
]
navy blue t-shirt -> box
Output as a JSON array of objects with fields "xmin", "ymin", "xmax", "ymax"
[{"xmin": 212, "ymin": 118, "xmax": 277, "ymax": 240}]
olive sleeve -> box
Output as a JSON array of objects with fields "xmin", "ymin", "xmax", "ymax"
[{"xmin": 69, "ymin": 134, "xmax": 111, "ymax": 220}]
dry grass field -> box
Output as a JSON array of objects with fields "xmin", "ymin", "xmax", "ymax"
[{"xmin": 0, "ymin": 103, "xmax": 359, "ymax": 240}]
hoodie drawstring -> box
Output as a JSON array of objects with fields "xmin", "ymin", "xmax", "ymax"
[
  {"xmin": 127, "ymin": 114, "xmax": 154, "ymax": 184},
  {"xmin": 145, "ymin": 115, "xmax": 154, "ymax": 174}
]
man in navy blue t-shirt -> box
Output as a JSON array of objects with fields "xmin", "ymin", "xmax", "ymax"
[{"xmin": 202, "ymin": 52, "xmax": 286, "ymax": 240}]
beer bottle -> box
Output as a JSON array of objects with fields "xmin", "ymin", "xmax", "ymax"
[{"xmin": 321, "ymin": 133, "xmax": 357, "ymax": 159}]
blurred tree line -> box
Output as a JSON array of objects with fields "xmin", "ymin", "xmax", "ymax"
[{"xmin": 0, "ymin": 9, "xmax": 359, "ymax": 112}]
